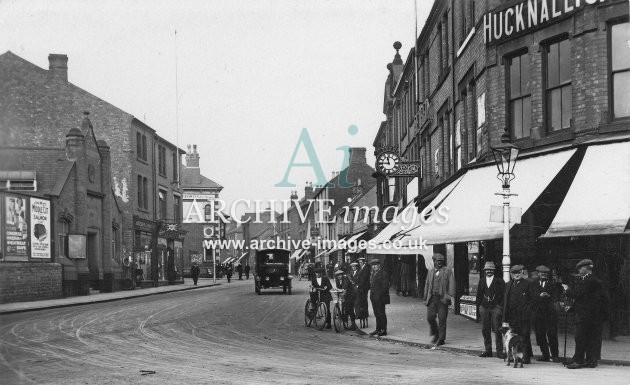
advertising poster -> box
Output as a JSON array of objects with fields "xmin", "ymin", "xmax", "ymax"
[
  {"xmin": 69, "ymin": 234, "xmax": 86, "ymax": 259},
  {"xmin": 4, "ymin": 195, "xmax": 29, "ymax": 260},
  {"xmin": 30, "ymin": 198, "xmax": 51, "ymax": 259}
]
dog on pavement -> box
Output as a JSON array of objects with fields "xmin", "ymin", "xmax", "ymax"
[{"xmin": 501, "ymin": 324, "xmax": 524, "ymax": 368}]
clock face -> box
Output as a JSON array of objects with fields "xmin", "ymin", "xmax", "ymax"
[{"xmin": 377, "ymin": 152, "xmax": 400, "ymax": 175}]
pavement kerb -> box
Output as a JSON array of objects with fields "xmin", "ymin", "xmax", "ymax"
[
  {"xmin": 0, "ymin": 283, "xmax": 221, "ymax": 315},
  {"xmin": 361, "ymin": 334, "xmax": 630, "ymax": 367}
]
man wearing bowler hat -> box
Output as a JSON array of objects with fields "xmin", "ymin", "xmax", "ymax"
[
  {"xmin": 563, "ymin": 259, "xmax": 610, "ymax": 369},
  {"xmin": 476, "ymin": 261, "xmax": 505, "ymax": 358},
  {"xmin": 503, "ymin": 264, "xmax": 537, "ymax": 363},
  {"xmin": 369, "ymin": 258, "xmax": 389, "ymax": 336},
  {"xmin": 424, "ymin": 253, "xmax": 455, "ymax": 346},
  {"xmin": 533, "ymin": 265, "xmax": 562, "ymax": 362}
]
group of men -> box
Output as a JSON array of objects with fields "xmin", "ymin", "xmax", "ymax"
[
  {"xmin": 309, "ymin": 257, "xmax": 389, "ymax": 336},
  {"xmin": 475, "ymin": 258, "xmax": 610, "ymax": 369}
]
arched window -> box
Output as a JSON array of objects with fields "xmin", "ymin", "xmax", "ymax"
[{"xmin": 204, "ymin": 204, "xmax": 212, "ymax": 222}]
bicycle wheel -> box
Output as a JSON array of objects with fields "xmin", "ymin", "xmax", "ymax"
[
  {"xmin": 332, "ymin": 303, "xmax": 342, "ymax": 333},
  {"xmin": 314, "ymin": 302, "xmax": 327, "ymax": 331},
  {"xmin": 304, "ymin": 299, "xmax": 313, "ymax": 327}
]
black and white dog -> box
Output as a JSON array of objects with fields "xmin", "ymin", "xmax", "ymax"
[{"xmin": 501, "ymin": 324, "xmax": 524, "ymax": 368}]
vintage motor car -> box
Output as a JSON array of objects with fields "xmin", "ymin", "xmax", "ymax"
[{"xmin": 254, "ymin": 248, "xmax": 292, "ymax": 295}]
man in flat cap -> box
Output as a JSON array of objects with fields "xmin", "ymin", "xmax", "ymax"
[
  {"xmin": 533, "ymin": 265, "xmax": 562, "ymax": 362},
  {"xmin": 424, "ymin": 253, "xmax": 455, "ymax": 346},
  {"xmin": 563, "ymin": 259, "xmax": 611, "ymax": 369},
  {"xmin": 369, "ymin": 258, "xmax": 389, "ymax": 336},
  {"xmin": 502, "ymin": 264, "xmax": 537, "ymax": 364},
  {"xmin": 310, "ymin": 267, "xmax": 333, "ymax": 329},
  {"xmin": 356, "ymin": 257, "xmax": 371, "ymax": 328},
  {"xmin": 475, "ymin": 261, "xmax": 505, "ymax": 358},
  {"xmin": 335, "ymin": 269, "xmax": 358, "ymax": 330}
]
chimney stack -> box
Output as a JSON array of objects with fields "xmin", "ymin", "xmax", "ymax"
[
  {"xmin": 186, "ymin": 143, "xmax": 200, "ymax": 167},
  {"xmin": 48, "ymin": 54, "xmax": 68, "ymax": 82},
  {"xmin": 349, "ymin": 147, "xmax": 367, "ymax": 166}
]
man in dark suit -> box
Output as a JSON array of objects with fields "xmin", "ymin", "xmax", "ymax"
[
  {"xmin": 503, "ymin": 264, "xmax": 538, "ymax": 364},
  {"xmin": 476, "ymin": 261, "xmax": 505, "ymax": 358},
  {"xmin": 424, "ymin": 253, "xmax": 455, "ymax": 346},
  {"xmin": 356, "ymin": 257, "xmax": 370, "ymax": 327},
  {"xmin": 369, "ymin": 258, "xmax": 389, "ymax": 336},
  {"xmin": 310, "ymin": 267, "xmax": 333, "ymax": 329},
  {"xmin": 533, "ymin": 265, "xmax": 561, "ymax": 362},
  {"xmin": 564, "ymin": 259, "xmax": 611, "ymax": 369}
]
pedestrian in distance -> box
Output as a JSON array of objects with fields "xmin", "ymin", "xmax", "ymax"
[
  {"xmin": 226, "ymin": 263, "xmax": 233, "ymax": 283},
  {"xmin": 424, "ymin": 253, "xmax": 455, "ymax": 346},
  {"xmin": 190, "ymin": 262, "xmax": 201, "ymax": 286},
  {"xmin": 326, "ymin": 260, "xmax": 334, "ymax": 279},
  {"xmin": 310, "ymin": 267, "xmax": 333, "ymax": 329},
  {"xmin": 563, "ymin": 259, "xmax": 611, "ymax": 369},
  {"xmin": 369, "ymin": 258, "xmax": 389, "ymax": 337},
  {"xmin": 244, "ymin": 264, "xmax": 250, "ymax": 280},
  {"xmin": 237, "ymin": 263, "xmax": 243, "ymax": 280},
  {"xmin": 476, "ymin": 261, "xmax": 505, "ymax": 358},
  {"xmin": 356, "ymin": 257, "xmax": 371, "ymax": 328},
  {"xmin": 335, "ymin": 269, "xmax": 358, "ymax": 330},
  {"xmin": 502, "ymin": 264, "xmax": 538, "ymax": 364},
  {"xmin": 533, "ymin": 265, "xmax": 562, "ymax": 362}
]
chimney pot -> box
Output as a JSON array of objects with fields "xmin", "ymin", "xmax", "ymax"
[{"xmin": 48, "ymin": 54, "xmax": 68, "ymax": 82}]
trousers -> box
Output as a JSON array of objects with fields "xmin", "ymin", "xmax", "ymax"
[
  {"xmin": 480, "ymin": 304, "xmax": 503, "ymax": 353},
  {"xmin": 427, "ymin": 296, "xmax": 449, "ymax": 342},
  {"xmin": 573, "ymin": 320, "xmax": 603, "ymax": 364},
  {"xmin": 371, "ymin": 299, "xmax": 387, "ymax": 332}
]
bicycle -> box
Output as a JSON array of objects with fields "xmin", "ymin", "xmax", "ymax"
[
  {"xmin": 304, "ymin": 286, "xmax": 328, "ymax": 331},
  {"xmin": 331, "ymin": 289, "xmax": 350, "ymax": 333}
]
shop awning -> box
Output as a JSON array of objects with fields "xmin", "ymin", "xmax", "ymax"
[
  {"xmin": 289, "ymin": 249, "xmax": 303, "ymax": 260},
  {"xmin": 223, "ymin": 257, "xmax": 234, "ymax": 264},
  {"xmin": 236, "ymin": 252, "xmax": 249, "ymax": 262},
  {"xmin": 367, "ymin": 175, "xmax": 464, "ymax": 255},
  {"xmin": 327, "ymin": 235, "xmax": 350, "ymax": 254},
  {"xmin": 404, "ymin": 148, "xmax": 576, "ymax": 245},
  {"xmin": 541, "ymin": 141, "xmax": 630, "ymax": 238},
  {"xmin": 346, "ymin": 230, "xmax": 368, "ymax": 253}
]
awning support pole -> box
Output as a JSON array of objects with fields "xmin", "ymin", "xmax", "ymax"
[{"xmin": 502, "ymin": 186, "xmax": 511, "ymax": 283}]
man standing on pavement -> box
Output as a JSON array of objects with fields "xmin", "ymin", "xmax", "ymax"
[
  {"xmin": 503, "ymin": 264, "xmax": 537, "ymax": 364},
  {"xmin": 236, "ymin": 263, "xmax": 243, "ymax": 280},
  {"xmin": 244, "ymin": 264, "xmax": 250, "ymax": 280},
  {"xmin": 369, "ymin": 259, "xmax": 389, "ymax": 336},
  {"xmin": 475, "ymin": 261, "xmax": 505, "ymax": 358},
  {"xmin": 533, "ymin": 265, "xmax": 561, "ymax": 362},
  {"xmin": 190, "ymin": 262, "xmax": 201, "ymax": 286},
  {"xmin": 563, "ymin": 259, "xmax": 611, "ymax": 369},
  {"xmin": 423, "ymin": 253, "xmax": 455, "ymax": 346},
  {"xmin": 356, "ymin": 257, "xmax": 370, "ymax": 328}
]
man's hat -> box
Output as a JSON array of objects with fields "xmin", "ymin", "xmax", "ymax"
[
  {"xmin": 314, "ymin": 267, "xmax": 325, "ymax": 273},
  {"xmin": 358, "ymin": 257, "xmax": 366, "ymax": 261},
  {"xmin": 334, "ymin": 270, "xmax": 345, "ymax": 276},
  {"xmin": 483, "ymin": 261, "xmax": 496, "ymax": 271},
  {"xmin": 510, "ymin": 264, "xmax": 525, "ymax": 273},
  {"xmin": 350, "ymin": 262, "xmax": 359, "ymax": 267},
  {"xmin": 432, "ymin": 253, "xmax": 446, "ymax": 262},
  {"xmin": 576, "ymin": 259, "xmax": 594, "ymax": 269},
  {"xmin": 536, "ymin": 265, "xmax": 550, "ymax": 273},
  {"xmin": 369, "ymin": 258, "xmax": 381, "ymax": 265}
]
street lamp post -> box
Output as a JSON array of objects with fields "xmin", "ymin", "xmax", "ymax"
[{"xmin": 490, "ymin": 131, "xmax": 520, "ymax": 283}]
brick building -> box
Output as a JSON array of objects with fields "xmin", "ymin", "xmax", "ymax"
[
  {"xmin": 0, "ymin": 113, "xmax": 124, "ymax": 302},
  {"xmin": 0, "ymin": 52, "xmax": 186, "ymax": 294},
  {"xmin": 371, "ymin": 0, "xmax": 629, "ymax": 335},
  {"xmin": 180, "ymin": 144, "xmax": 224, "ymax": 277}
]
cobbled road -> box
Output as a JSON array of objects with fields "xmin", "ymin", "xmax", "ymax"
[{"xmin": 0, "ymin": 280, "xmax": 627, "ymax": 384}]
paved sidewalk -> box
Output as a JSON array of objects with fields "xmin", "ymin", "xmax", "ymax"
[
  {"xmin": 0, "ymin": 278, "xmax": 221, "ymax": 315},
  {"xmin": 361, "ymin": 292, "xmax": 630, "ymax": 366}
]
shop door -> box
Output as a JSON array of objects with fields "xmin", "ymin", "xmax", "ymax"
[{"xmin": 87, "ymin": 231, "xmax": 100, "ymax": 289}]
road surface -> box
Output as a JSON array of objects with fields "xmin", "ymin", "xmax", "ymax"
[{"xmin": 0, "ymin": 279, "xmax": 627, "ymax": 384}]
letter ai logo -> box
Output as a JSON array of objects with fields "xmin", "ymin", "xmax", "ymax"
[{"xmin": 275, "ymin": 125, "xmax": 359, "ymax": 188}]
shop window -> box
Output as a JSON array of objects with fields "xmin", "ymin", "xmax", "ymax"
[
  {"xmin": 610, "ymin": 21, "xmax": 630, "ymax": 120},
  {"xmin": 507, "ymin": 51, "xmax": 532, "ymax": 139},
  {"xmin": 545, "ymin": 39, "xmax": 572, "ymax": 132},
  {"xmin": 58, "ymin": 220, "xmax": 69, "ymax": 258}
]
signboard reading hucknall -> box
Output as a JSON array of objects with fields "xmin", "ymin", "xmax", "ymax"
[{"xmin": 483, "ymin": 0, "xmax": 603, "ymax": 44}]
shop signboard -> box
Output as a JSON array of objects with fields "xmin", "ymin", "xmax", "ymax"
[
  {"xmin": 459, "ymin": 295, "xmax": 478, "ymax": 321},
  {"xmin": 69, "ymin": 234, "xmax": 86, "ymax": 259},
  {"xmin": 4, "ymin": 195, "xmax": 29, "ymax": 261},
  {"xmin": 30, "ymin": 198, "xmax": 51, "ymax": 259}
]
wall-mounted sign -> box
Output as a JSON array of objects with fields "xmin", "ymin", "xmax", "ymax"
[
  {"xmin": 459, "ymin": 295, "xmax": 479, "ymax": 321},
  {"xmin": 4, "ymin": 195, "xmax": 29, "ymax": 260},
  {"xmin": 30, "ymin": 198, "xmax": 51, "ymax": 259},
  {"xmin": 483, "ymin": 0, "xmax": 602, "ymax": 44},
  {"xmin": 69, "ymin": 234, "xmax": 86, "ymax": 259},
  {"xmin": 183, "ymin": 194, "xmax": 215, "ymax": 200}
]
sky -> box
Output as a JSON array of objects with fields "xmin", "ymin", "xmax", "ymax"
[{"xmin": 0, "ymin": 0, "xmax": 432, "ymax": 214}]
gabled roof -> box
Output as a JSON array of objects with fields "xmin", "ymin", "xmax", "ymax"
[{"xmin": 181, "ymin": 165, "xmax": 223, "ymax": 190}]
